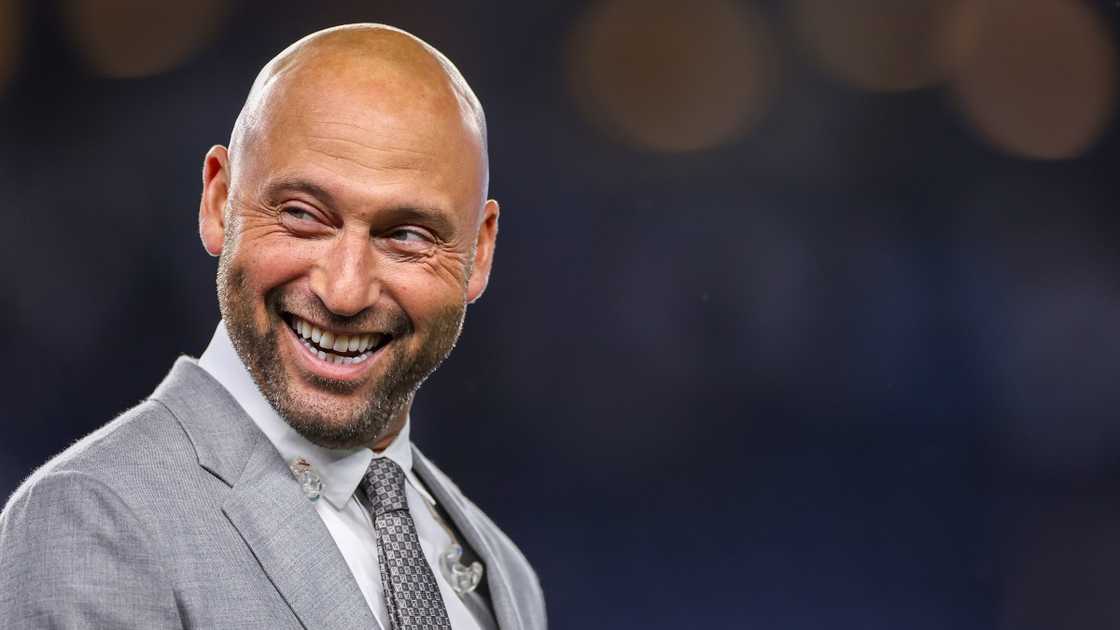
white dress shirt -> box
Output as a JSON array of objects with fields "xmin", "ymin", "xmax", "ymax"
[{"xmin": 199, "ymin": 322, "xmax": 483, "ymax": 630}]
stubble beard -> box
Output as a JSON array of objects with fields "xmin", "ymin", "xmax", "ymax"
[{"xmin": 216, "ymin": 253, "xmax": 466, "ymax": 450}]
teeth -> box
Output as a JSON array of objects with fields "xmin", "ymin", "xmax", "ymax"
[{"xmin": 292, "ymin": 316, "xmax": 383, "ymax": 359}]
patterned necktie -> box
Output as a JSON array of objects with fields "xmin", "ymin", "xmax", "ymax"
[{"xmin": 361, "ymin": 458, "xmax": 452, "ymax": 630}]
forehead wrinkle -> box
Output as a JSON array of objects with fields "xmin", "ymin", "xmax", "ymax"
[
  {"xmin": 304, "ymin": 144, "xmax": 429, "ymax": 176},
  {"xmin": 306, "ymin": 136, "xmax": 434, "ymax": 161},
  {"xmin": 300, "ymin": 118, "xmax": 445, "ymax": 162}
]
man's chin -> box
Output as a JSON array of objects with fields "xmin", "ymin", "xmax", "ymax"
[
  {"xmin": 276, "ymin": 391, "xmax": 386, "ymax": 449},
  {"xmin": 297, "ymin": 369, "xmax": 368, "ymax": 396},
  {"xmin": 272, "ymin": 356, "xmax": 410, "ymax": 448}
]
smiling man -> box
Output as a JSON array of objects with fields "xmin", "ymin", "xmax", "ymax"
[{"xmin": 0, "ymin": 24, "xmax": 545, "ymax": 630}]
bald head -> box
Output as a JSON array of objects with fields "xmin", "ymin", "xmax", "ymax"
[{"xmin": 229, "ymin": 24, "xmax": 489, "ymax": 198}]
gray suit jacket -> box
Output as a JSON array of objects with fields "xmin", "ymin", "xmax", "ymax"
[{"xmin": 0, "ymin": 358, "xmax": 546, "ymax": 629}]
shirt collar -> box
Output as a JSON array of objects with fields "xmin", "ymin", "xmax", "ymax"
[{"xmin": 198, "ymin": 321, "xmax": 430, "ymax": 510}]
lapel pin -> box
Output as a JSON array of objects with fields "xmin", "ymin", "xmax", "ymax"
[
  {"xmin": 440, "ymin": 543, "xmax": 483, "ymax": 595},
  {"xmin": 288, "ymin": 457, "xmax": 322, "ymax": 501}
]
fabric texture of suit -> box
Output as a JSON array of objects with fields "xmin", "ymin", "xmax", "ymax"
[{"xmin": 0, "ymin": 357, "xmax": 546, "ymax": 629}]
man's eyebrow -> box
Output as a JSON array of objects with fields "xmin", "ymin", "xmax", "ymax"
[
  {"xmin": 262, "ymin": 178, "xmax": 339, "ymax": 207},
  {"xmin": 380, "ymin": 205, "xmax": 456, "ymax": 237}
]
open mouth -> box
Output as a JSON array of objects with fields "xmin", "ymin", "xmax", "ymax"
[{"xmin": 283, "ymin": 313, "xmax": 392, "ymax": 366}]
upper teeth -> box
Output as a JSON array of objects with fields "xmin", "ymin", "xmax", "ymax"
[{"xmin": 292, "ymin": 316, "xmax": 380, "ymax": 353}]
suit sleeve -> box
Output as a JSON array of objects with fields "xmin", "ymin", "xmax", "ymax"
[{"xmin": 0, "ymin": 470, "xmax": 182, "ymax": 629}]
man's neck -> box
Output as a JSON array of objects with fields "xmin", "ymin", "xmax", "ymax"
[{"xmin": 368, "ymin": 405, "xmax": 411, "ymax": 453}]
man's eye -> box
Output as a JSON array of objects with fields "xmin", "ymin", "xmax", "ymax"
[
  {"xmin": 389, "ymin": 229, "xmax": 428, "ymax": 243},
  {"xmin": 283, "ymin": 208, "xmax": 316, "ymax": 222}
]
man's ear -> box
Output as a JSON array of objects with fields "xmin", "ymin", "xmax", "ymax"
[
  {"xmin": 199, "ymin": 145, "xmax": 231, "ymax": 257},
  {"xmin": 466, "ymin": 199, "xmax": 500, "ymax": 303}
]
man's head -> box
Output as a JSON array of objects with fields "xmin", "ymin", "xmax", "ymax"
[{"xmin": 198, "ymin": 24, "xmax": 498, "ymax": 451}]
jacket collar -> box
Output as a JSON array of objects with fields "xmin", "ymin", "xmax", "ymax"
[{"xmin": 150, "ymin": 356, "xmax": 258, "ymax": 488}]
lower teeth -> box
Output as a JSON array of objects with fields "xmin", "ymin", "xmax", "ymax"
[{"xmin": 301, "ymin": 338, "xmax": 371, "ymax": 365}]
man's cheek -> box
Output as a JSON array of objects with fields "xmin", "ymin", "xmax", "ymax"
[{"xmin": 415, "ymin": 249, "xmax": 472, "ymax": 289}]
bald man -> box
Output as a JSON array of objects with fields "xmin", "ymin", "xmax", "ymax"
[{"xmin": 0, "ymin": 24, "xmax": 545, "ymax": 630}]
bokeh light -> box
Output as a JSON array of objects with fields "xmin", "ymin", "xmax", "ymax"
[
  {"xmin": 567, "ymin": 0, "xmax": 777, "ymax": 153},
  {"xmin": 951, "ymin": 0, "xmax": 1116, "ymax": 160},
  {"xmin": 791, "ymin": 0, "xmax": 983, "ymax": 92},
  {"xmin": 61, "ymin": 0, "xmax": 232, "ymax": 79},
  {"xmin": 0, "ymin": 0, "xmax": 24, "ymax": 95}
]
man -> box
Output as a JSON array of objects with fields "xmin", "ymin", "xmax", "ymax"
[{"xmin": 0, "ymin": 24, "xmax": 545, "ymax": 630}]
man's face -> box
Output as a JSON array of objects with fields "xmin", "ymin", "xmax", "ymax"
[{"xmin": 202, "ymin": 68, "xmax": 495, "ymax": 450}]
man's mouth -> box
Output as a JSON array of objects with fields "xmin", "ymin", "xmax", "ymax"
[{"xmin": 283, "ymin": 313, "xmax": 392, "ymax": 366}]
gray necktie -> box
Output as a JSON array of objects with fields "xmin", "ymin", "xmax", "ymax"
[{"xmin": 361, "ymin": 458, "xmax": 452, "ymax": 630}]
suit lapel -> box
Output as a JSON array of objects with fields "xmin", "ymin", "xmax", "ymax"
[
  {"xmin": 412, "ymin": 449, "xmax": 525, "ymax": 630},
  {"xmin": 152, "ymin": 358, "xmax": 376, "ymax": 630},
  {"xmin": 222, "ymin": 435, "xmax": 376, "ymax": 630}
]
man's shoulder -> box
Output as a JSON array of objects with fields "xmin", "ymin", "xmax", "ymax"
[
  {"xmin": 3, "ymin": 395, "xmax": 191, "ymax": 519},
  {"xmin": 0, "ymin": 397, "xmax": 195, "ymax": 627}
]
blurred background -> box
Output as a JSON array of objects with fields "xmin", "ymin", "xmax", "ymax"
[{"xmin": 4, "ymin": 0, "xmax": 1120, "ymax": 627}]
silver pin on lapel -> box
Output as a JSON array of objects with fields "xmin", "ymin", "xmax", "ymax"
[
  {"xmin": 288, "ymin": 457, "xmax": 322, "ymax": 501},
  {"xmin": 440, "ymin": 543, "xmax": 483, "ymax": 595}
]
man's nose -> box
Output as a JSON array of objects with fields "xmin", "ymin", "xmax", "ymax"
[{"xmin": 308, "ymin": 229, "xmax": 380, "ymax": 317}]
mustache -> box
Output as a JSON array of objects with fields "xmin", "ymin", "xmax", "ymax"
[{"xmin": 269, "ymin": 291, "xmax": 412, "ymax": 337}]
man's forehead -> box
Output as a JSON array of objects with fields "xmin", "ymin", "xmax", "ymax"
[
  {"xmin": 256, "ymin": 61, "xmax": 465, "ymax": 138},
  {"xmin": 248, "ymin": 95, "xmax": 483, "ymax": 189}
]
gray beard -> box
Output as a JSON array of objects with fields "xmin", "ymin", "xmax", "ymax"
[{"xmin": 216, "ymin": 257, "xmax": 465, "ymax": 450}]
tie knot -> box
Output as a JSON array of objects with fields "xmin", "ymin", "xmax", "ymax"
[{"xmin": 362, "ymin": 457, "xmax": 408, "ymax": 516}]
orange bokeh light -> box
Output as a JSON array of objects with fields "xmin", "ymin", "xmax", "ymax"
[
  {"xmin": 951, "ymin": 0, "xmax": 1116, "ymax": 160},
  {"xmin": 62, "ymin": 0, "xmax": 232, "ymax": 79},
  {"xmin": 0, "ymin": 0, "xmax": 24, "ymax": 95},
  {"xmin": 791, "ymin": 0, "xmax": 984, "ymax": 92},
  {"xmin": 568, "ymin": 0, "xmax": 778, "ymax": 153}
]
